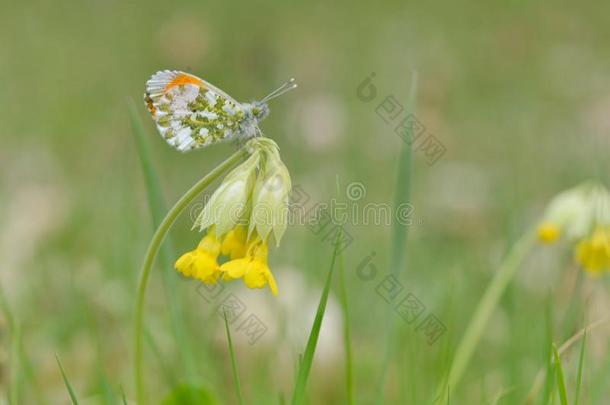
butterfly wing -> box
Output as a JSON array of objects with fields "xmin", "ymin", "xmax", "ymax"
[{"xmin": 145, "ymin": 70, "xmax": 247, "ymax": 152}]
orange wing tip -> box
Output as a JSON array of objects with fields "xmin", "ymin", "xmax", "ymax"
[
  {"xmin": 146, "ymin": 70, "xmax": 204, "ymax": 97},
  {"xmin": 164, "ymin": 73, "xmax": 203, "ymax": 92}
]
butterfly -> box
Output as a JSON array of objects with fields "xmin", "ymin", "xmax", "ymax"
[{"xmin": 144, "ymin": 70, "xmax": 297, "ymax": 152}]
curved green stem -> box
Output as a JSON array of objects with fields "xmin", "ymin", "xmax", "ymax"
[
  {"xmin": 134, "ymin": 149, "xmax": 247, "ymax": 404},
  {"xmin": 438, "ymin": 229, "xmax": 536, "ymax": 401}
]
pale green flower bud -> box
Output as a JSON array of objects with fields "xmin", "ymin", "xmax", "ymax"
[
  {"xmin": 542, "ymin": 185, "xmax": 592, "ymax": 240},
  {"xmin": 194, "ymin": 152, "xmax": 260, "ymax": 236},
  {"xmin": 249, "ymin": 143, "xmax": 292, "ymax": 246},
  {"xmin": 540, "ymin": 182, "xmax": 610, "ymax": 241},
  {"xmin": 590, "ymin": 183, "xmax": 610, "ymax": 225}
]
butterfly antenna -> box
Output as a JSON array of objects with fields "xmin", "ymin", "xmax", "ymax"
[{"xmin": 261, "ymin": 78, "xmax": 298, "ymax": 103}]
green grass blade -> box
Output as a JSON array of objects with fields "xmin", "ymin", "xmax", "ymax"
[
  {"xmin": 390, "ymin": 70, "xmax": 418, "ymax": 278},
  {"xmin": 9, "ymin": 324, "xmax": 22, "ymax": 405},
  {"xmin": 224, "ymin": 311, "xmax": 245, "ymax": 405},
  {"xmin": 129, "ymin": 101, "xmax": 170, "ymax": 223},
  {"xmin": 574, "ymin": 327, "xmax": 587, "ymax": 405},
  {"xmin": 56, "ymin": 354, "xmax": 81, "ymax": 405},
  {"xmin": 542, "ymin": 297, "xmax": 554, "ymax": 405},
  {"xmin": 121, "ymin": 386, "xmax": 129, "ymax": 405},
  {"xmin": 0, "ymin": 282, "xmax": 47, "ymax": 405},
  {"xmin": 376, "ymin": 71, "xmax": 418, "ymax": 403},
  {"xmin": 437, "ymin": 231, "xmax": 535, "ymax": 399},
  {"xmin": 525, "ymin": 319, "xmax": 603, "ymax": 403},
  {"xmin": 337, "ymin": 240, "xmax": 353, "ymax": 405},
  {"xmin": 129, "ymin": 102, "xmax": 198, "ymax": 381},
  {"xmin": 1, "ymin": 282, "xmax": 20, "ymax": 405},
  {"xmin": 291, "ymin": 227, "xmax": 343, "ymax": 405},
  {"xmin": 335, "ymin": 177, "xmax": 353, "ymax": 405},
  {"xmin": 552, "ymin": 343, "xmax": 569, "ymax": 405},
  {"xmin": 97, "ymin": 371, "xmax": 115, "ymax": 405}
]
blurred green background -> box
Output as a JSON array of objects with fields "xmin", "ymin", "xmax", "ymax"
[{"xmin": 1, "ymin": 0, "xmax": 609, "ymax": 403}]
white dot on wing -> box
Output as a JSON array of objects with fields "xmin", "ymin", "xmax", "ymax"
[{"xmin": 176, "ymin": 127, "xmax": 192, "ymax": 141}]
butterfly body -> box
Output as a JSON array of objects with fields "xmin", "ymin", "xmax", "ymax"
[
  {"xmin": 236, "ymin": 101, "xmax": 270, "ymax": 139},
  {"xmin": 144, "ymin": 70, "xmax": 276, "ymax": 152}
]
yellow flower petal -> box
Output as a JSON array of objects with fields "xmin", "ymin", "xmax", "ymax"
[
  {"xmin": 220, "ymin": 258, "xmax": 251, "ymax": 280},
  {"xmin": 219, "ymin": 238, "xmax": 279, "ymax": 295},
  {"xmin": 197, "ymin": 228, "xmax": 221, "ymax": 256},
  {"xmin": 193, "ymin": 251, "xmax": 221, "ymax": 284},
  {"xmin": 243, "ymin": 262, "xmax": 268, "ymax": 289},
  {"xmin": 175, "ymin": 251, "xmax": 196, "ymax": 277},
  {"xmin": 249, "ymin": 239, "xmax": 269, "ymax": 260},
  {"xmin": 221, "ymin": 226, "xmax": 248, "ymax": 259},
  {"xmin": 176, "ymin": 228, "xmax": 222, "ymax": 281},
  {"xmin": 265, "ymin": 268, "xmax": 279, "ymax": 296}
]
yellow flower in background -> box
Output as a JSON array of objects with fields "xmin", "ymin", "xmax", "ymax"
[
  {"xmin": 220, "ymin": 236, "xmax": 278, "ymax": 296},
  {"xmin": 576, "ymin": 227, "xmax": 610, "ymax": 274},
  {"xmin": 537, "ymin": 182, "xmax": 610, "ymax": 275},
  {"xmin": 177, "ymin": 137, "xmax": 290, "ymax": 294},
  {"xmin": 537, "ymin": 222, "xmax": 560, "ymax": 244},
  {"xmin": 175, "ymin": 228, "xmax": 222, "ymax": 283}
]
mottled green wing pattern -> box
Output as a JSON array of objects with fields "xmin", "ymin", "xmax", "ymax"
[{"xmin": 145, "ymin": 70, "xmax": 247, "ymax": 152}]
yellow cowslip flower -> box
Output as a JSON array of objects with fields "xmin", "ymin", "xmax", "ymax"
[
  {"xmin": 221, "ymin": 226, "xmax": 248, "ymax": 259},
  {"xmin": 220, "ymin": 236, "xmax": 279, "ymax": 296},
  {"xmin": 178, "ymin": 137, "xmax": 291, "ymax": 294},
  {"xmin": 175, "ymin": 229, "xmax": 222, "ymax": 284},
  {"xmin": 576, "ymin": 226, "xmax": 610, "ymax": 274},
  {"xmin": 538, "ymin": 182, "xmax": 610, "ymax": 275}
]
